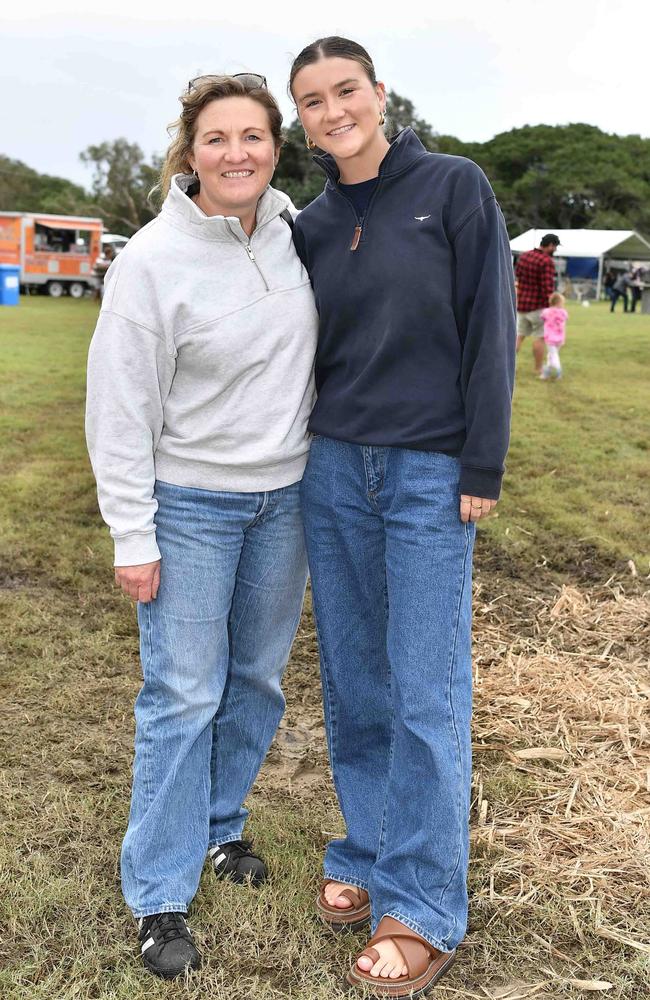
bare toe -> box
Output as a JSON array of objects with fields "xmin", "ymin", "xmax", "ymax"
[
  {"xmin": 324, "ymin": 882, "xmax": 353, "ymax": 909},
  {"xmin": 361, "ymin": 942, "xmax": 407, "ymax": 981}
]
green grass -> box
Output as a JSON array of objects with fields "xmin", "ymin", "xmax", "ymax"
[
  {"xmin": 1, "ymin": 297, "xmax": 648, "ymax": 590},
  {"xmin": 485, "ymin": 299, "xmax": 650, "ymax": 576},
  {"xmin": 0, "ymin": 297, "xmax": 648, "ymax": 1000}
]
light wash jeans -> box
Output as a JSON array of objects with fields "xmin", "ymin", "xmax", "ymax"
[
  {"xmin": 121, "ymin": 480, "xmax": 307, "ymax": 919},
  {"xmin": 300, "ymin": 438, "xmax": 475, "ymax": 952}
]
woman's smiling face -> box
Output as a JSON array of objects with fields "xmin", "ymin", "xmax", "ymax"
[
  {"xmin": 293, "ymin": 57, "xmax": 386, "ymax": 164},
  {"xmin": 189, "ymin": 96, "xmax": 279, "ymax": 218}
]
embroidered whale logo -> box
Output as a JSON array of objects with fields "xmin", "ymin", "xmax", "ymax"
[{"xmin": 414, "ymin": 215, "xmax": 431, "ymax": 222}]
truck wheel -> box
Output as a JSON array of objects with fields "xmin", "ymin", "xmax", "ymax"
[
  {"xmin": 68, "ymin": 282, "xmax": 86, "ymax": 299},
  {"xmin": 47, "ymin": 281, "xmax": 64, "ymax": 298}
]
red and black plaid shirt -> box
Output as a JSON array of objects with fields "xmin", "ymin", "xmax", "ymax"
[{"xmin": 515, "ymin": 248, "xmax": 556, "ymax": 312}]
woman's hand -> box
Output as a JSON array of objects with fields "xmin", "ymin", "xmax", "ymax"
[
  {"xmin": 460, "ymin": 495, "xmax": 497, "ymax": 523},
  {"xmin": 114, "ymin": 561, "xmax": 161, "ymax": 603}
]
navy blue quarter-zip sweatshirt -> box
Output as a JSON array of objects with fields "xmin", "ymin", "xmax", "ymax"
[{"xmin": 292, "ymin": 128, "xmax": 516, "ymax": 500}]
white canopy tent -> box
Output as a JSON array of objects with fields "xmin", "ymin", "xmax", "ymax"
[{"xmin": 509, "ymin": 229, "xmax": 650, "ymax": 299}]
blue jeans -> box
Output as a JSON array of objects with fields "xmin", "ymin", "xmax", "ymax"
[
  {"xmin": 121, "ymin": 480, "xmax": 308, "ymax": 918},
  {"xmin": 300, "ymin": 438, "xmax": 475, "ymax": 952}
]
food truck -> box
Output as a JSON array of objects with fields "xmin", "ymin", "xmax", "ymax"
[{"xmin": 0, "ymin": 211, "xmax": 104, "ymax": 297}]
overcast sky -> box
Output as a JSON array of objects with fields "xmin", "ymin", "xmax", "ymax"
[{"xmin": 3, "ymin": 0, "xmax": 648, "ymax": 189}]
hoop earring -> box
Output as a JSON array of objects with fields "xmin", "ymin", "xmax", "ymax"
[
  {"xmin": 304, "ymin": 132, "xmax": 316, "ymax": 150},
  {"xmin": 379, "ymin": 110, "xmax": 386, "ymax": 127},
  {"xmin": 193, "ymin": 169, "xmax": 199, "ymax": 178}
]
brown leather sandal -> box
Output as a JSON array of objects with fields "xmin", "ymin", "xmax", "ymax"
[
  {"xmin": 346, "ymin": 915, "xmax": 456, "ymax": 996},
  {"xmin": 315, "ymin": 880, "xmax": 371, "ymax": 933}
]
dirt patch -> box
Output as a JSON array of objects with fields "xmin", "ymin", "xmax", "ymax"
[
  {"xmin": 261, "ymin": 717, "xmax": 328, "ymax": 799},
  {"xmin": 474, "ymin": 533, "xmax": 626, "ymax": 587},
  {"xmin": 0, "ymin": 569, "xmax": 33, "ymax": 590}
]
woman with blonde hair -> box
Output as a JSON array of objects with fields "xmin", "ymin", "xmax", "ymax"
[{"xmin": 86, "ymin": 74, "xmax": 318, "ymax": 979}]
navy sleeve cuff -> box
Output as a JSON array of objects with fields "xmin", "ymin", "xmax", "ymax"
[{"xmin": 459, "ymin": 465, "xmax": 503, "ymax": 501}]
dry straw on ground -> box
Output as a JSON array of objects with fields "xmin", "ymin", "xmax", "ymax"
[
  {"xmin": 459, "ymin": 577, "xmax": 650, "ymax": 997},
  {"xmin": 258, "ymin": 573, "xmax": 650, "ymax": 997}
]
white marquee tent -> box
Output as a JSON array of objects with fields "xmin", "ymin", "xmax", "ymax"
[{"xmin": 509, "ymin": 229, "xmax": 650, "ymax": 298}]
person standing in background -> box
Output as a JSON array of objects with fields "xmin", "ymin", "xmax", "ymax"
[
  {"xmin": 629, "ymin": 266, "xmax": 645, "ymax": 313},
  {"xmin": 540, "ymin": 291, "xmax": 568, "ymax": 380},
  {"xmin": 610, "ymin": 269, "xmax": 632, "ymax": 313},
  {"xmin": 92, "ymin": 244, "xmax": 115, "ymax": 301},
  {"xmin": 602, "ymin": 268, "xmax": 615, "ymax": 303},
  {"xmin": 514, "ymin": 234, "xmax": 558, "ymax": 374}
]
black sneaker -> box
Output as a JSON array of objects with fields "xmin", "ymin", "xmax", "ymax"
[
  {"xmin": 138, "ymin": 911, "xmax": 201, "ymax": 979},
  {"xmin": 209, "ymin": 839, "xmax": 267, "ymax": 886}
]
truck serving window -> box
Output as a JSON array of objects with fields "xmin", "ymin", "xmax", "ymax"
[{"xmin": 34, "ymin": 224, "xmax": 91, "ymax": 254}]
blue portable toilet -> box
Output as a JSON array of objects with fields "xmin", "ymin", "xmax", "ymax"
[{"xmin": 0, "ymin": 264, "xmax": 20, "ymax": 306}]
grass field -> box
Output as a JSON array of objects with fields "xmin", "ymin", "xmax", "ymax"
[{"xmin": 0, "ymin": 297, "xmax": 648, "ymax": 1000}]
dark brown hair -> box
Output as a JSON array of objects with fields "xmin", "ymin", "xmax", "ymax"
[
  {"xmin": 289, "ymin": 36, "xmax": 377, "ymax": 99},
  {"xmin": 160, "ymin": 76, "xmax": 283, "ymax": 197}
]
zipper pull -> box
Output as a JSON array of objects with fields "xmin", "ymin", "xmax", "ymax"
[
  {"xmin": 245, "ymin": 244, "xmax": 256, "ymax": 261},
  {"xmin": 350, "ymin": 225, "xmax": 362, "ymax": 251}
]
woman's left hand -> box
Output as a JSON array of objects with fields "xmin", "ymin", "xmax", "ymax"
[{"xmin": 460, "ymin": 495, "xmax": 497, "ymax": 523}]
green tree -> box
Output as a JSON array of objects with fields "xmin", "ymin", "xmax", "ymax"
[
  {"xmin": 0, "ymin": 155, "xmax": 94, "ymax": 216},
  {"xmin": 439, "ymin": 123, "xmax": 650, "ymax": 236},
  {"xmin": 4, "ymin": 115, "xmax": 650, "ymax": 239},
  {"xmin": 273, "ymin": 118, "xmax": 326, "ymax": 209},
  {"xmin": 80, "ymin": 139, "xmax": 162, "ymax": 233},
  {"xmin": 385, "ymin": 91, "xmax": 438, "ymax": 150},
  {"xmin": 479, "ymin": 124, "xmax": 603, "ymax": 230}
]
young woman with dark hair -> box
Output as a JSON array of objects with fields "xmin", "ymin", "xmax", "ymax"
[{"xmin": 290, "ymin": 37, "xmax": 516, "ymax": 997}]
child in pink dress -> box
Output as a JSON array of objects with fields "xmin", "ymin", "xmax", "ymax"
[{"xmin": 540, "ymin": 291, "xmax": 568, "ymax": 379}]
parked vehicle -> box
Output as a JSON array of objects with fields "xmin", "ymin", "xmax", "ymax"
[
  {"xmin": 101, "ymin": 233, "xmax": 129, "ymax": 255},
  {"xmin": 0, "ymin": 211, "xmax": 103, "ymax": 297}
]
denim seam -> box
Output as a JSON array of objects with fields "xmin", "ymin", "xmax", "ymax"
[
  {"xmin": 381, "ymin": 910, "xmax": 453, "ymax": 952},
  {"xmin": 362, "ymin": 446, "xmax": 373, "ymax": 496},
  {"xmin": 252, "ymin": 482, "xmax": 301, "ymax": 527},
  {"xmin": 323, "ymin": 872, "xmax": 370, "ymax": 891},
  {"xmin": 140, "ymin": 602, "xmax": 155, "ymax": 809},
  {"xmin": 128, "ymin": 602, "xmax": 156, "ymax": 904},
  {"xmin": 207, "ymin": 833, "xmax": 246, "ymax": 849},
  {"xmin": 212, "ymin": 489, "xmax": 304, "ymax": 855},
  {"xmin": 363, "ymin": 446, "xmax": 387, "ymax": 501},
  {"xmin": 439, "ymin": 521, "xmax": 472, "ymax": 909},
  {"xmin": 314, "ymin": 617, "xmax": 344, "ymax": 842},
  {"xmin": 132, "ymin": 903, "xmax": 188, "ymax": 919},
  {"xmin": 225, "ymin": 590, "xmax": 304, "ymax": 806},
  {"xmin": 374, "ymin": 566, "xmax": 394, "ymax": 863},
  {"xmin": 252, "ymin": 490, "xmax": 269, "ymax": 524}
]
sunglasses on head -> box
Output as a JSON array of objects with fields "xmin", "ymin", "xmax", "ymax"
[{"xmin": 187, "ymin": 72, "xmax": 267, "ymax": 93}]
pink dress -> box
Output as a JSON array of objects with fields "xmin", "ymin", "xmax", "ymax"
[{"xmin": 541, "ymin": 307, "xmax": 568, "ymax": 347}]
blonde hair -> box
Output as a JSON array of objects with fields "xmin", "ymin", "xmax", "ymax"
[
  {"xmin": 549, "ymin": 291, "xmax": 565, "ymax": 307},
  {"xmin": 158, "ymin": 76, "xmax": 284, "ymax": 199}
]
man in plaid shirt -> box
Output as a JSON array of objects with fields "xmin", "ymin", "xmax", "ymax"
[{"xmin": 515, "ymin": 234, "xmax": 559, "ymax": 373}]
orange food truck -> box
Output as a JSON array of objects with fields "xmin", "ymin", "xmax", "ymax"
[{"xmin": 0, "ymin": 211, "xmax": 103, "ymax": 297}]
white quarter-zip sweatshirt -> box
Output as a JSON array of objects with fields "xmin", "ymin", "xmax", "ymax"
[{"xmin": 86, "ymin": 174, "xmax": 318, "ymax": 566}]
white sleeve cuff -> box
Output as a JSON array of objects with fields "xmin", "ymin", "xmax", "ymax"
[{"xmin": 113, "ymin": 530, "xmax": 161, "ymax": 567}]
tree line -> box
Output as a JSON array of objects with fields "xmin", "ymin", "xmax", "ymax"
[{"xmin": 2, "ymin": 92, "xmax": 649, "ymax": 237}]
